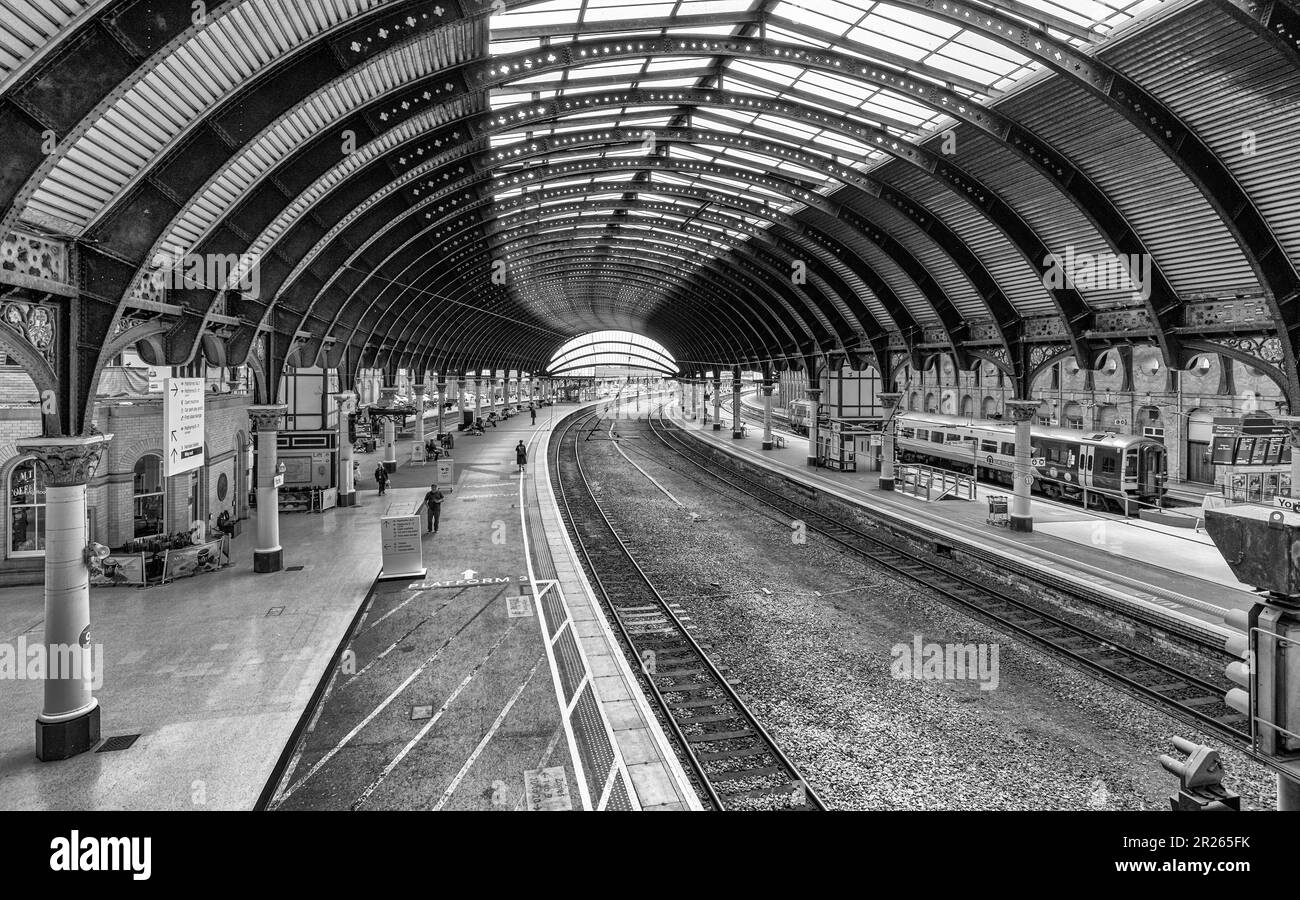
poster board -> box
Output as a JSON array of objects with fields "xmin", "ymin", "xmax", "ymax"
[
  {"xmin": 91, "ymin": 553, "xmax": 147, "ymax": 587},
  {"xmin": 436, "ymin": 457, "xmax": 455, "ymax": 493},
  {"xmin": 380, "ymin": 515, "xmax": 426, "ymax": 581},
  {"xmin": 160, "ymin": 537, "xmax": 230, "ymax": 584}
]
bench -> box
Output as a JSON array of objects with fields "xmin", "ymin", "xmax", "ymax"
[{"xmin": 773, "ymin": 434, "xmax": 787, "ymax": 448}]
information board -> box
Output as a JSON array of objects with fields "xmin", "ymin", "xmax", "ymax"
[
  {"xmin": 163, "ymin": 378, "xmax": 205, "ymax": 476},
  {"xmin": 436, "ymin": 457, "xmax": 455, "ymax": 493},
  {"xmin": 380, "ymin": 515, "xmax": 426, "ymax": 581}
]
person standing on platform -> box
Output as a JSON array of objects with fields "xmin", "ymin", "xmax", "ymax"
[
  {"xmin": 516, "ymin": 440, "xmax": 528, "ymax": 473},
  {"xmin": 530, "ymin": 404, "xmax": 537, "ymax": 425},
  {"xmin": 375, "ymin": 463, "xmax": 388, "ymax": 496},
  {"xmin": 424, "ymin": 484, "xmax": 444, "ymax": 534}
]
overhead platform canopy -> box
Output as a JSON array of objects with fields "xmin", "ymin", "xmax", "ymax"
[{"xmin": 2, "ymin": 0, "xmax": 1299, "ymax": 435}]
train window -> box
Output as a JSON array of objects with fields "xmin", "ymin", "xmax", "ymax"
[
  {"xmin": 945, "ymin": 433, "xmax": 965, "ymax": 443},
  {"xmin": 1000, "ymin": 442, "xmax": 1015, "ymax": 456},
  {"xmin": 900, "ymin": 428, "xmax": 915, "ymax": 439},
  {"xmin": 930, "ymin": 432, "xmax": 945, "ymax": 444},
  {"xmin": 1125, "ymin": 452, "xmax": 1137, "ymax": 478},
  {"xmin": 1100, "ymin": 456, "xmax": 1117, "ymax": 474},
  {"xmin": 980, "ymin": 440, "xmax": 998, "ymax": 454},
  {"xmin": 915, "ymin": 429, "xmax": 928, "ymax": 441}
]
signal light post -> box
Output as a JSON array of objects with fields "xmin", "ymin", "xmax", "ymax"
[{"xmin": 1205, "ymin": 505, "xmax": 1300, "ymax": 810}]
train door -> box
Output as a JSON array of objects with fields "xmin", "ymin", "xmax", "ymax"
[
  {"xmin": 1080, "ymin": 446, "xmax": 1094, "ymax": 489},
  {"xmin": 1139, "ymin": 444, "xmax": 1165, "ymax": 498}
]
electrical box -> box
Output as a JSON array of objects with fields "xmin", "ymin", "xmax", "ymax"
[{"xmin": 1204, "ymin": 505, "xmax": 1300, "ymax": 596}]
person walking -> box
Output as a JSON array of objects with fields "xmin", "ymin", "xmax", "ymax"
[
  {"xmin": 424, "ymin": 484, "xmax": 445, "ymax": 533},
  {"xmin": 515, "ymin": 440, "xmax": 528, "ymax": 474},
  {"xmin": 374, "ymin": 463, "xmax": 388, "ymax": 496}
]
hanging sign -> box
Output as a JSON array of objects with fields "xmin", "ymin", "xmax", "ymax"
[{"xmin": 164, "ymin": 378, "xmax": 205, "ymax": 476}]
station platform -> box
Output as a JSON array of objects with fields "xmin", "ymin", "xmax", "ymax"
[
  {"xmin": 0, "ymin": 401, "xmax": 696, "ymax": 811},
  {"xmin": 671, "ymin": 400, "xmax": 1257, "ymax": 640}
]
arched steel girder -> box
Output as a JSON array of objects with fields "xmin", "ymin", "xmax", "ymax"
[
  {"xmin": 478, "ymin": 144, "xmax": 945, "ymax": 343},
  {"xmin": 375, "ymin": 235, "xmax": 809, "ymax": 373},
  {"xmin": 470, "ymin": 87, "xmax": 1098, "ymax": 357},
  {"xmin": 1212, "ymin": 0, "xmax": 1300, "ymax": 69},
  {"xmin": 353, "ymin": 224, "xmax": 777, "ymax": 373},
  {"xmin": 397, "ymin": 237, "xmax": 799, "ymax": 359},
  {"xmin": 323, "ymin": 195, "xmax": 802, "ymax": 373},
  {"xmin": 475, "ymin": 37, "xmax": 1188, "ymax": 358},
  {"xmin": 484, "ymin": 184, "xmax": 888, "ymax": 336},
  {"xmin": 547, "ymin": 349, "xmax": 678, "ymax": 377},
  {"xmin": 240, "ymin": 80, "xmax": 1094, "ymax": 382},
  {"xmin": 549, "ymin": 335, "xmax": 679, "ymax": 371},
  {"xmin": 376, "ymin": 254, "xmax": 770, "ymax": 378},
  {"xmin": 881, "ymin": 0, "xmax": 1300, "ymax": 397},
  {"xmin": 483, "ymin": 128, "xmax": 974, "ymax": 345},
  {"xmin": 300, "ymin": 178, "xmax": 838, "ymax": 373}
]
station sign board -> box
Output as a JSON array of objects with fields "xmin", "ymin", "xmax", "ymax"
[
  {"xmin": 380, "ymin": 515, "xmax": 426, "ymax": 581},
  {"xmin": 1211, "ymin": 415, "xmax": 1291, "ymax": 467},
  {"xmin": 163, "ymin": 378, "xmax": 205, "ymax": 476}
]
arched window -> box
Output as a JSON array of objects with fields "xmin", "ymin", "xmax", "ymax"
[
  {"xmin": 9, "ymin": 460, "xmax": 45, "ymax": 557},
  {"xmin": 134, "ymin": 455, "xmax": 165, "ymax": 538}
]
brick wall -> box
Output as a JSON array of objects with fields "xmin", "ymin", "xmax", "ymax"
[{"xmin": 0, "ymin": 384, "xmax": 254, "ymax": 584}]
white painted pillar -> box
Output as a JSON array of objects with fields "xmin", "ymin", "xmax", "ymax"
[
  {"xmin": 806, "ymin": 387, "xmax": 823, "ymax": 467},
  {"xmin": 762, "ymin": 381, "xmax": 775, "ymax": 450},
  {"xmin": 437, "ymin": 381, "xmax": 447, "ymax": 439},
  {"xmin": 19, "ymin": 434, "xmax": 111, "ymax": 761},
  {"xmin": 732, "ymin": 372, "xmax": 743, "ymax": 439},
  {"xmin": 333, "ymin": 391, "xmax": 357, "ymax": 507},
  {"xmin": 413, "ymin": 384, "xmax": 427, "ymax": 456},
  {"xmin": 712, "ymin": 376, "xmax": 722, "ymax": 431},
  {"xmin": 249, "ymin": 405, "xmax": 288, "ymax": 572},
  {"xmin": 380, "ymin": 386, "xmax": 398, "ymax": 473},
  {"xmin": 474, "ymin": 378, "xmax": 483, "ymax": 423},
  {"xmin": 879, "ymin": 392, "xmax": 902, "ymax": 490},
  {"xmin": 1007, "ymin": 399, "xmax": 1039, "ymax": 533}
]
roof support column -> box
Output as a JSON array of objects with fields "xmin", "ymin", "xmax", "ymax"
[
  {"xmin": 1007, "ymin": 400, "xmax": 1040, "ymax": 534},
  {"xmin": 732, "ymin": 369, "xmax": 744, "ymax": 440},
  {"xmin": 879, "ymin": 392, "xmax": 902, "ymax": 492},
  {"xmin": 761, "ymin": 379, "xmax": 775, "ymax": 451},
  {"xmin": 19, "ymin": 433, "xmax": 111, "ymax": 761},
  {"xmin": 712, "ymin": 372, "xmax": 723, "ymax": 432},
  {"xmin": 806, "ymin": 386, "xmax": 823, "ymax": 468},
  {"xmin": 249, "ymin": 406, "xmax": 289, "ymax": 573},
  {"xmin": 333, "ymin": 392, "xmax": 358, "ymax": 508},
  {"xmin": 380, "ymin": 384, "xmax": 400, "ymax": 474}
]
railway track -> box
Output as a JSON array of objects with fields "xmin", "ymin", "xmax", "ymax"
[
  {"xmin": 628, "ymin": 408, "xmax": 1250, "ymax": 750},
  {"xmin": 550, "ymin": 406, "xmax": 827, "ymax": 811}
]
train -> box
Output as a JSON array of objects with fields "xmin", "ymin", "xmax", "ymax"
[
  {"xmin": 788, "ymin": 399, "xmax": 815, "ymax": 435},
  {"xmin": 893, "ymin": 412, "xmax": 1167, "ymax": 510}
]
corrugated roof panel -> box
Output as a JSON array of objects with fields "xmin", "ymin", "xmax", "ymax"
[
  {"xmin": 1003, "ymin": 77, "xmax": 1258, "ymax": 300},
  {"xmin": 884, "ymin": 162, "xmax": 1057, "ymax": 316},
  {"xmin": 956, "ymin": 129, "xmax": 1132, "ymax": 308},
  {"xmin": 0, "ymin": 0, "xmax": 101, "ymax": 93},
  {"xmin": 1100, "ymin": 2, "xmax": 1300, "ymax": 276},
  {"xmin": 21, "ymin": 0, "xmax": 398, "ymax": 233}
]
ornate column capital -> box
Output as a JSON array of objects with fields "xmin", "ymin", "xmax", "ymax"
[
  {"xmin": 806, "ymin": 388, "xmax": 823, "ymax": 401},
  {"xmin": 248, "ymin": 404, "xmax": 288, "ymax": 432},
  {"xmin": 761, "ymin": 383, "xmax": 774, "ymax": 397},
  {"xmin": 412, "ymin": 383, "xmax": 428, "ymax": 398},
  {"xmin": 16, "ymin": 433, "xmax": 112, "ymax": 488},
  {"xmin": 1006, "ymin": 399, "xmax": 1040, "ymax": 423},
  {"xmin": 331, "ymin": 391, "xmax": 357, "ymax": 413},
  {"xmin": 879, "ymin": 391, "xmax": 903, "ymax": 409},
  {"xmin": 380, "ymin": 386, "xmax": 400, "ymax": 406}
]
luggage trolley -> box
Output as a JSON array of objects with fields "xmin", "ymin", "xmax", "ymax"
[{"xmin": 987, "ymin": 495, "xmax": 1010, "ymax": 527}]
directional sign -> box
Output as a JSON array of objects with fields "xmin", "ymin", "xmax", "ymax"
[{"xmin": 164, "ymin": 378, "xmax": 205, "ymax": 476}]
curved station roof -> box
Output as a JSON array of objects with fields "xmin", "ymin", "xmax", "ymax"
[{"xmin": 1, "ymin": 0, "xmax": 1298, "ymax": 433}]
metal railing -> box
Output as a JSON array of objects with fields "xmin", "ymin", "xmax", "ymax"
[{"xmin": 896, "ymin": 463, "xmax": 976, "ymax": 502}]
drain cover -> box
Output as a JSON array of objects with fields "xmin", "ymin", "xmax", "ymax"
[
  {"xmin": 285, "ymin": 565, "xmax": 305, "ymax": 572},
  {"xmin": 96, "ymin": 734, "xmax": 140, "ymax": 753}
]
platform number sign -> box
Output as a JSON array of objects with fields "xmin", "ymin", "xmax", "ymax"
[{"xmin": 164, "ymin": 378, "xmax": 206, "ymax": 476}]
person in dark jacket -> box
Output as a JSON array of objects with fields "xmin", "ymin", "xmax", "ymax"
[
  {"xmin": 515, "ymin": 440, "xmax": 528, "ymax": 473},
  {"xmin": 375, "ymin": 463, "xmax": 389, "ymax": 496},
  {"xmin": 424, "ymin": 484, "xmax": 444, "ymax": 533},
  {"xmin": 530, "ymin": 404, "xmax": 537, "ymax": 425}
]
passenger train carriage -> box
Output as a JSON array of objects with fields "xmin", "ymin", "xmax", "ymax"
[
  {"xmin": 788, "ymin": 399, "xmax": 816, "ymax": 435},
  {"xmin": 893, "ymin": 412, "xmax": 1167, "ymax": 511}
]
